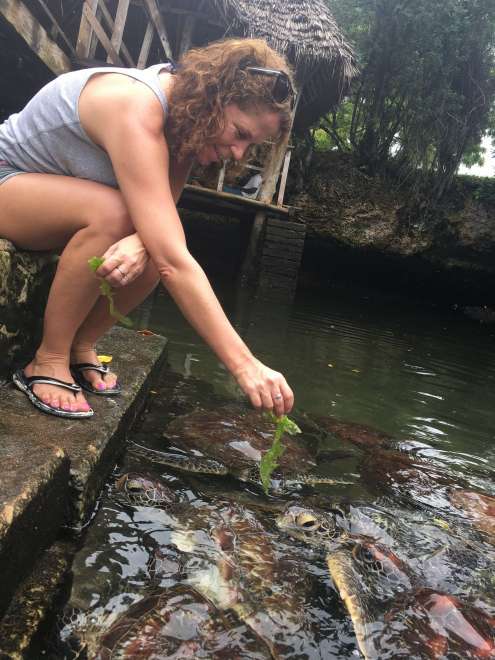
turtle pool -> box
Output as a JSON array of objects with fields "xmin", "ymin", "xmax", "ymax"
[{"xmin": 43, "ymin": 281, "xmax": 495, "ymax": 658}]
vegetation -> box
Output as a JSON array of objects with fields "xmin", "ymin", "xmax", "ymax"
[
  {"xmin": 259, "ymin": 414, "xmax": 301, "ymax": 494},
  {"xmin": 88, "ymin": 256, "xmax": 133, "ymax": 328},
  {"xmin": 315, "ymin": 0, "xmax": 495, "ymax": 200}
]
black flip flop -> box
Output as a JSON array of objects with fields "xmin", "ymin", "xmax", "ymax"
[
  {"xmin": 12, "ymin": 369, "xmax": 94, "ymax": 419},
  {"xmin": 70, "ymin": 362, "xmax": 122, "ymax": 396}
]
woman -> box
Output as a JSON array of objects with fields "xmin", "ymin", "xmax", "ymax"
[{"xmin": 0, "ymin": 38, "xmax": 295, "ymax": 420}]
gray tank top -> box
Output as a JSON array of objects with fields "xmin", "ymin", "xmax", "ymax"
[{"xmin": 0, "ymin": 63, "xmax": 171, "ymax": 188}]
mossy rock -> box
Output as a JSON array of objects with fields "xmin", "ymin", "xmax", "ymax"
[{"xmin": 0, "ymin": 239, "xmax": 57, "ymax": 375}]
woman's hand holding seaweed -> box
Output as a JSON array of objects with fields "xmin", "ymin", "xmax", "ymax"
[
  {"xmin": 96, "ymin": 233, "xmax": 150, "ymax": 288},
  {"xmin": 232, "ymin": 357, "xmax": 294, "ymax": 417}
]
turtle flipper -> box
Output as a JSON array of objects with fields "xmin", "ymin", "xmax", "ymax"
[
  {"xmin": 284, "ymin": 474, "xmax": 355, "ymax": 487},
  {"xmin": 129, "ymin": 442, "xmax": 228, "ymax": 475}
]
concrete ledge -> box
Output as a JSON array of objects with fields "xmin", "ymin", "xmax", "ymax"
[{"xmin": 0, "ymin": 325, "xmax": 168, "ymax": 642}]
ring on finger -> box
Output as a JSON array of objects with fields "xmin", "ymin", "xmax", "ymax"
[{"xmin": 273, "ymin": 393, "xmax": 283, "ymax": 400}]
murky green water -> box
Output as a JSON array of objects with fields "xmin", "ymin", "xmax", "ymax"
[{"xmin": 49, "ymin": 282, "xmax": 495, "ymax": 658}]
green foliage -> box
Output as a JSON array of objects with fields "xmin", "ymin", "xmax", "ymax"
[
  {"xmin": 323, "ymin": 0, "xmax": 495, "ymax": 200},
  {"xmin": 88, "ymin": 256, "xmax": 133, "ymax": 328},
  {"xmin": 259, "ymin": 413, "xmax": 301, "ymax": 494}
]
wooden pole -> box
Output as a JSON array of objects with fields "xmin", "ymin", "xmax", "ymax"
[
  {"xmin": 99, "ymin": 0, "xmax": 135, "ymax": 66},
  {"xmin": 33, "ymin": 0, "xmax": 76, "ymax": 56},
  {"xmin": 240, "ymin": 210, "xmax": 266, "ymax": 284},
  {"xmin": 137, "ymin": 20, "xmax": 154, "ymax": 68},
  {"xmin": 142, "ymin": 0, "xmax": 172, "ymax": 59},
  {"xmin": 76, "ymin": 0, "xmax": 98, "ymax": 58},
  {"xmin": 277, "ymin": 148, "xmax": 292, "ymax": 206},
  {"xmin": 81, "ymin": 2, "xmax": 123, "ymax": 65},
  {"xmin": 0, "ymin": 0, "xmax": 70, "ymax": 74}
]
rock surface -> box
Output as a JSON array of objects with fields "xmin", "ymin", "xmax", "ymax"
[
  {"xmin": 0, "ymin": 326, "xmax": 168, "ymax": 658},
  {"xmin": 0, "ymin": 239, "xmax": 57, "ymax": 374},
  {"xmin": 290, "ymin": 153, "xmax": 495, "ymax": 300}
]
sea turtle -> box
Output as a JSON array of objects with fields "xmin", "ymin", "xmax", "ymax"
[
  {"xmin": 114, "ymin": 472, "xmax": 179, "ymax": 508},
  {"xmin": 129, "ymin": 405, "xmax": 353, "ymax": 493},
  {"xmin": 89, "ymin": 585, "xmax": 272, "ymax": 659},
  {"xmin": 276, "ymin": 503, "xmax": 495, "ymax": 659},
  {"xmin": 113, "ymin": 472, "xmax": 324, "ymax": 658},
  {"xmin": 311, "ymin": 415, "xmax": 495, "ymax": 540}
]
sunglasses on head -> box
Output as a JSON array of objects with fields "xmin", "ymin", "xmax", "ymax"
[{"xmin": 245, "ymin": 66, "xmax": 295, "ymax": 108}]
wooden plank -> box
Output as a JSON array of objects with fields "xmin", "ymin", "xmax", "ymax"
[
  {"xmin": 142, "ymin": 0, "xmax": 172, "ymax": 59},
  {"xmin": 277, "ymin": 148, "xmax": 292, "ymax": 206},
  {"xmin": 99, "ymin": 0, "xmax": 135, "ymax": 66},
  {"xmin": 33, "ymin": 0, "xmax": 76, "ymax": 56},
  {"xmin": 183, "ymin": 184, "xmax": 290, "ymax": 216},
  {"xmin": 76, "ymin": 0, "xmax": 98, "ymax": 58},
  {"xmin": 109, "ymin": 0, "xmax": 129, "ymax": 62},
  {"xmin": 137, "ymin": 19, "xmax": 154, "ymax": 68},
  {"xmin": 0, "ymin": 0, "xmax": 70, "ymax": 74},
  {"xmin": 216, "ymin": 161, "xmax": 226, "ymax": 192},
  {"xmin": 82, "ymin": 2, "xmax": 123, "ymax": 65}
]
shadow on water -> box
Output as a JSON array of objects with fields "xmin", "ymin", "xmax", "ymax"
[{"xmin": 39, "ymin": 280, "xmax": 495, "ymax": 658}]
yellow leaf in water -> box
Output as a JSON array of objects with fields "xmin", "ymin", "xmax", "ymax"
[
  {"xmin": 433, "ymin": 518, "xmax": 450, "ymax": 530},
  {"xmin": 327, "ymin": 364, "xmax": 334, "ymax": 368},
  {"xmin": 351, "ymin": 369, "xmax": 361, "ymax": 373},
  {"xmin": 97, "ymin": 355, "xmax": 113, "ymax": 364}
]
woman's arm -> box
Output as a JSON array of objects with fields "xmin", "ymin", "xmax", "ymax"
[{"xmin": 81, "ymin": 77, "xmax": 293, "ymax": 414}]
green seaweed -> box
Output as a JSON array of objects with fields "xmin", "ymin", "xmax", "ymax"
[
  {"xmin": 259, "ymin": 413, "xmax": 301, "ymax": 494},
  {"xmin": 88, "ymin": 256, "xmax": 133, "ymax": 328}
]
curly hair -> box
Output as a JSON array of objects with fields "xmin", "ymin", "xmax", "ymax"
[{"xmin": 166, "ymin": 38, "xmax": 295, "ymax": 161}]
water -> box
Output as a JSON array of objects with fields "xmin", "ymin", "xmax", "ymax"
[{"xmin": 47, "ymin": 281, "xmax": 495, "ymax": 658}]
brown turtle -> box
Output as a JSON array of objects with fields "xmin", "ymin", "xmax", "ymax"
[
  {"xmin": 113, "ymin": 473, "xmax": 321, "ymax": 658},
  {"xmin": 90, "ymin": 585, "xmax": 272, "ymax": 659},
  {"xmin": 276, "ymin": 504, "xmax": 495, "ymax": 659},
  {"xmin": 312, "ymin": 415, "xmax": 495, "ymax": 540},
  {"xmin": 130, "ymin": 405, "xmax": 353, "ymax": 493}
]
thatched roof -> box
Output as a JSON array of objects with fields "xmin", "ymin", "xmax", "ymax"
[{"xmin": 208, "ymin": 0, "xmax": 357, "ymax": 130}]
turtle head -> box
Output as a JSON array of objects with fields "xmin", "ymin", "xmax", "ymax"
[
  {"xmin": 114, "ymin": 473, "xmax": 177, "ymax": 507},
  {"xmin": 349, "ymin": 540, "xmax": 415, "ymax": 598},
  {"xmin": 275, "ymin": 504, "xmax": 345, "ymax": 547}
]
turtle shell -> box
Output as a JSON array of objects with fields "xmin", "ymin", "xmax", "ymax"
[
  {"xmin": 92, "ymin": 585, "xmax": 272, "ymax": 659},
  {"xmin": 375, "ymin": 588, "xmax": 495, "ymax": 659},
  {"xmin": 163, "ymin": 406, "xmax": 318, "ymax": 475}
]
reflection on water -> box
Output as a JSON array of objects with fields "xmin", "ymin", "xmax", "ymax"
[{"xmin": 49, "ymin": 282, "xmax": 495, "ymax": 658}]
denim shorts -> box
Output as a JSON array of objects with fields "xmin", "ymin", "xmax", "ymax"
[{"xmin": 0, "ymin": 160, "xmax": 27, "ymax": 185}]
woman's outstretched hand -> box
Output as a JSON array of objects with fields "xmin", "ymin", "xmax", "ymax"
[
  {"xmin": 97, "ymin": 233, "xmax": 150, "ymax": 287},
  {"xmin": 232, "ymin": 357, "xmax": 294, "ymax": 417}
]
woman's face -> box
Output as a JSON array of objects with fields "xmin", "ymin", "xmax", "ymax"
[{"xmin": 197, "ymin": 103, "xmax": 281, "ymax": 166}]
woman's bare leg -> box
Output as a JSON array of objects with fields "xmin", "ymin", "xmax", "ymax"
[
  {"xmin": 0, "ymin": 173, "xmax": 135, "ymax": 412},
  {"xmin": 71, "ymin": 261, "xmax": 160, "ymax": 391}
]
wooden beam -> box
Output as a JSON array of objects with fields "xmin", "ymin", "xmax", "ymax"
[
  {"xmin": 216, "ymin": 161, "xmax": 226, "ymax": 192},
  {"xmin": 142, "ymin": 0, "xmax": 172, "ymax": 59},
  {"xmin": 108, "ymin": 0, "xmax": 129, "ymax": 62},
  {"xmin": 76, "ymin": 0, "xmax": 98, "ymax": 58},
  {"xmin": 33, "ymin": 0, "xmax": 76, "ymax": 56},
  {"xmin": 259, "ymin": 94, "xmax": 301, "ymax": 205},
  {"xmin": 277, "ymin": 148, "xmax": 292, "ymax": 206},
  {"xmin": 137, "ymin": 19, "xmax": 153, "ymax": 68},
  {"xmin": 0, "ymin": 0, "xmax": 70, "ymax": 74},
  {"xmin": 98, "ymin": 0, "xmax": 135, "ymax": 66},
  {"xmin": 81, "ymin": 1, "xmax": 123, "ymax": 65}
]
